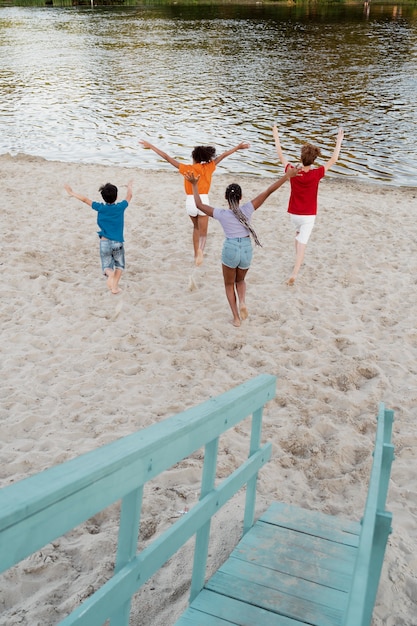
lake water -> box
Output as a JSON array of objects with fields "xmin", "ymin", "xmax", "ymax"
[{"xmin": 1, "ymin": 1, "xmax": 416, "ymax": 186}]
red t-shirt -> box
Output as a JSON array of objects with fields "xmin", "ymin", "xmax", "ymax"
[
  {"xmin": 286, "ymin": 163, "xmax": 325, "ymax": 216},
  {"xmin": 178, "ymin": 161, "xmax": 217, "ymax": 195}
]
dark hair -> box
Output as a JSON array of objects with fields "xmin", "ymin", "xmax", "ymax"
[
  {"xmin": 225, "ymin": 183, "xmax": 242, "ymax": 204},
  {"xmin": 191, "ymin": 146, "xmax": 216, "ymax": 163},
  {"xmin": 300, "ymin": 144, "xmax": 321, "ymax": 166},
  {"xmin": 225, "ymin": 182, "xmax": 262, "ymax": 247},
  {"xmin": 99, "ymin": 183, "xmax": 118, "ymax": 204}
]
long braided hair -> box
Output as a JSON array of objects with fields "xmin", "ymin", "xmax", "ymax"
[{"xmin": 225, "ymin": 184, "xmax": 262, "ymax": 247}]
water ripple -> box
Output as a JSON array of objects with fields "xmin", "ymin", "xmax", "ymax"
[{"xmin": 0, "ymin": 4, "xmax": 416, "ymax": 186}]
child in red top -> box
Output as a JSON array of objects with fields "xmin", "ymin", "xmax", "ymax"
[
  {"xmin": 139, "ymin": 139, "xmax": 249, "ymax": 266},
  {"xmin": 273, "ymin": 126, "xmax": 344, "ymax": 285}
]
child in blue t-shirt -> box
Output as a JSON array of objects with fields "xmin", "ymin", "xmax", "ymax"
[{"xmin": 64, "ymin": 180, "xmax": 133, "ymax": 294}]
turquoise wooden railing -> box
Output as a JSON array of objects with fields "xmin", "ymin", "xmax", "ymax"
[
  {"xmin": 0, "ymin": 374, "xmax": 276, "ymax": 626},
  {"xmin": 343, "ymin": 402, "xmax": 395, "ymax": 626},
  {"xmin": 173, "ymin": 402, "xmax": 394, "ymax": 626}
]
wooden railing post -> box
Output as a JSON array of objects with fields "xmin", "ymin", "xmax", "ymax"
[
  {"xmin": 362, "ymin": 510, "xmax": 393, "ymax": 626},
  {"xmin": 190, "ymin": 437, "xmax": 219, "ymax": 602},
  {"xmin": 382, "ymin": 407, "xmax": 394, "ymax": 445},
  {"xmin": 343, "ymin": 402, "xmax": 395, "ymax": 626},
  {"xmin": 109, "ymin": 486, "xmax": 144, "ymax": 626},
  {"xmin": 244, "ymin": 406, "xmax": 263, "ymax": 535}
]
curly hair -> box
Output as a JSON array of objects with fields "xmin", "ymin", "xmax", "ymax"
[
  {"xmin": 191, "ymin": 146, "xmax": 216, "ymax": 163},
  {"xmin": 300, "ymin": 143, "xmax": 321, "ymax": 166}
]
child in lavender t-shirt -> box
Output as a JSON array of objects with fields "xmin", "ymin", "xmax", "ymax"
[{"xmin": 182, "ymin": 169, "xmax": 298, "ymax": 327}]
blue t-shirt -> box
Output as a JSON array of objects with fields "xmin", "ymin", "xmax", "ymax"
[
  {"xmin": 91, "ymin": 199, "xmax": 128, "ymax": 242},
  {"xmin": 213, "ymin": 201, "xmax": 254, "ymax": 238}
]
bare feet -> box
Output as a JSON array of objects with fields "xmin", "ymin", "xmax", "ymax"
[
  {"xmin": 240, "ymin": 304, "xmax": 248, "ymax": 320},
  {"xmin": 105, "ymin": 270, "xmax": 122, "ymax": 293},
  {"xmin": 286, "ymin": 276, "xmax": 296, "ymax": 286},
  {"xmin": 232, "ymin": 318, "xmax": 241, "ymax": 327},
  {"xmin": 195, "ymin": 248, "xmax": 204, "ymax": 266}
]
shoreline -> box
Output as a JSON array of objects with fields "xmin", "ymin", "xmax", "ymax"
[
  {"xmin": 3, "ymin": 152, "xmax": 417, "ymax": 191},
  {"xmin": 1, "ymin": 153, "xmax": 416, "ymax": 625}
]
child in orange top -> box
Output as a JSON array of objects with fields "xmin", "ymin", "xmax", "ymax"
[{"xmin": 139, "ymin": 140, "xmax": 250, "ymax": 265}]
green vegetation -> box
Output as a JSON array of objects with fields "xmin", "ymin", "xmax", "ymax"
[{"xmin": 1, "ymin": 0, "xmax": 417, "ymax": 8}]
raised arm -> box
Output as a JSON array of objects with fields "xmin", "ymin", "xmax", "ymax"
[
  {"xmin": 324, "ymin": 128, "xmax": 344, "ymax": 172},
  {"xmin": 183, "ymin": 172, "xmax": 214, "ymax": 217},
  {"xmin": 64, "ymin": 184, "xmax": 92, "ymax": 207},
  {"xmin": 139, "ymin": 140, "xmax": 181, "ymax": 169},
  {"xmin": 214, "ymin": 141, "xmax": 250, "ymax": 165},
  {"xmin": 272, "ymin": 125, "xmax": 289, "ymax": 168},
  {"xmin": 251, "ymin": 167, "xmax": 300, "ymax": 210},
  {"xmin": 125, "ymin": 180, "xmax": 133, "ymax": 203}
]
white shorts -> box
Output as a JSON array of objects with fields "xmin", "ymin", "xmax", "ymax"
[
  {"xmin": 186, "ymin": 194, "xmax": 209, "ymax": 217},
  {"xmin": 290, "ymin": 214, "xmax": 316, "ymax": 245}
]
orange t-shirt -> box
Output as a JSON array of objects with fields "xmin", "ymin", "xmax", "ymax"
[{"xmin": 178, "ymin": 161, "xmax": 216, "ymax": 195}]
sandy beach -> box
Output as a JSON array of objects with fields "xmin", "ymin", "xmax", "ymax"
[{"xmin": 1, "ymin": 153, "xmax": 416, "ymax": 625}]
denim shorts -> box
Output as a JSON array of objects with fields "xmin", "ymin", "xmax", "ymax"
[
  {"xmin": 99, "ymin": 238, "xmax": 125, "ymax": 273},
  {"xmin": 221, "ymin": 237, "xmax": 252, "ymax": 269}
]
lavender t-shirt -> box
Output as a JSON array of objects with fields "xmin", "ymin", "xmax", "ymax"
[{"xmin": 213, "ymin": 202, "xmax": 254, "ymax": 238}]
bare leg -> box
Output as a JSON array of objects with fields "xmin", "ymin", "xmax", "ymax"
[
  {"xmin": 235, "ymin": 267, "xmax": 249, "ymax": 320},
  {"xmin": 111, "ymin": 268, "xmax": 123, "ymax": 294},
  {"xmin": 189, "ymin": 214, "xmax": 208, "ymax": 267},
  {"xmin": 196, "ymin": 215, "xmax": 209, "ymax": 266},
  {"xmin": 189, "ymin": 215, "xmax": 200, "ymax": 261},
  {"xmin": 105, "ymin": 268, "xmax": 114, "ymax": 290},
  {"xmin": 198, "ymin": 234, "xmax": 207, "ymax": 253},
  {"xmin": 287, "ymin": 239, "xmax": 306, "ymax": 285},
  {"xmin": 222, "ymin": 264, "xmax": 241, "ymax": 327},
  {"xmin": 105, "ymin": 268, "xmax": 122, "ymax": 294}
]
